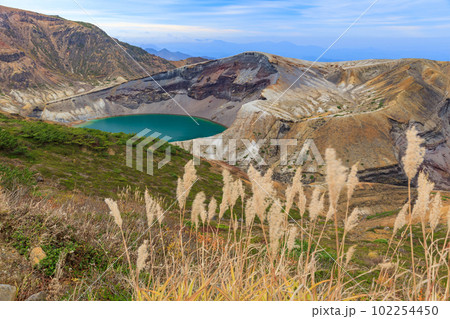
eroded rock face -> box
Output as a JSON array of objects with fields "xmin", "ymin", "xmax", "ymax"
[{"xmin": 173, "ymin": 55, "xmax": 450, "ymax": 190}]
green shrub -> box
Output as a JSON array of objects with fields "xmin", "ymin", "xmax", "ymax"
[
  {"xmin": 0, "ymin": 128, "xmax": 18, "ymax": 151},
  {"xmin": 40, "ymin": 241, "xmax": 78, "ymax": 276},
  {"xmin": 20, "ymin": 122, "xmax": 114, "ymax": 151},
  {"xmin": 0, "ymin": 163, "xmax": 36, "ymax": 189}
]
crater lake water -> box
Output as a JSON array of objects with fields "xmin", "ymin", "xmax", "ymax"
[{"xmin": 76, "ymin": 114, "xmax": 226, "ymax": 142}]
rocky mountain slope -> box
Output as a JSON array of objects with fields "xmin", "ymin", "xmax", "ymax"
[
  {"xmin": 0, "ymin": 5, "xmax": 176, "ymax": 113},
  {"xmin": 40, "ymin": 52, "xmax": 278, "ymax": 126},
  {"xmin": 42, "ymin": 52, "xmax": 450, "ymax": 190}
]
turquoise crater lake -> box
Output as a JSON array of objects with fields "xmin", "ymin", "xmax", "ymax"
[{"xmin": 76, "ymin": 114, "xmax": 226, "ymax": 142}]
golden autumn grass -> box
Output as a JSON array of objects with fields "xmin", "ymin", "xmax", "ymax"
[
  {"xmin": 96, "ymin": 127, "xmax": 450, "ymax": 301},
  {"xmin": 1, "ymin": 127, "xmax": 449, "ymax": 301}
]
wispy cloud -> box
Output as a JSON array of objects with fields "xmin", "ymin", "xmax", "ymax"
[{"xmin": 100, "ymin": 22, "xmax": 242, "ymax": 35}]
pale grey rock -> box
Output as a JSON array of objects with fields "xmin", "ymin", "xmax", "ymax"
[
  {"xmin": 0, "ymin": 284, "xmax": 16, "ymax": 301},
  {"xmin": 26, "ymin": 291, "xmax": 47, "ymax": 301}
]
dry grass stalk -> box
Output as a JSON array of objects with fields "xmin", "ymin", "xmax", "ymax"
[
  {"xmin": 447, "ymin": 205, "xmax": 450, "ymax": 230},
  {"xmin": 236, "ymin": 178, "xmax": 245, "ymax": 203},
  {"xmin": 48, "ymin": 251, "xmax": 66, "ymax": 300},
  {"xmin": 402, "ymin": 127, "xmax": 426, "ymax": 297},
  {"xmin": 0, "ymin": 186, "xmax": 10, "ymax": 213},
  {"xmin": 219, "ymin": 169, "xmax": 233, "ymax": 219},
  {"xmin": 145, "ymin": 189, "xmax": 155, "ymax": 226},
  {"xmin": 346, "ymin": 163, "xmax": 359, "ymax": 202},
  {"xmin": 325, "ymin": 148, "xmax": 348, "ymax": 219},
  {"xmin": 105, "ymin": 198, "xmax": 134, "ymax": 281},
  {"xmin": 176, "ymin": 177, "xmax": 186, "ymax": 210}
]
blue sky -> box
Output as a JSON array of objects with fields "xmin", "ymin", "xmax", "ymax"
[{"xmin": 3, "ymin": 0, "xmax": 450, "ymax": 59}]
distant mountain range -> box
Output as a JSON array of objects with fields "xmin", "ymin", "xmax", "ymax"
[
  {"xmin": 145, "ymin": 48, "xmax": 192, "ymax": 61},
  {"xmin": 145, "ymin": 47, "xmax": 212, "ymax": 61},
  {"xmin": 142, "ymin": 39, "xmax": 450, "ymax": 62}
]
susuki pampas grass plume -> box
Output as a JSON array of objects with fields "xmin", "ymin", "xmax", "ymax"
[
  {"xmin": 344, "ymin": 207, "xmax": 362, "ymax": 234},
  {"xmin": 285, "ymin": 167, "xmax": 302, "ymax": 214},
  {"xmin": 192, "ymin": 192, "xmax": 206, "ymax": 228},
  {"xmin": 145, "ymin": 189, "xmax": 164, "ymax": 226},
  {"xmin": 297, "ymin": 189, "xmax": 307, "ymax": 218},
  {"xmin": 229, "ymin": 180, "xmax": 241, "ymax": 210},
  {"xmin": 285, "ymin": 184, "xmax": 295, "ymax": 214},
  {"xmin": 287, "ymin": 226, "xmax": 298, "ymax": 252},
  {"xmin": 393, "ymin": 203, "xmax": 409, "ymax": 233},
  {"xmin": 345, "ymin": 245, "xmax": 357, "ymax": 267},
  {"xmin": 245, "ymin": 197, "xmax": 256, "ymax": 227},
  {"xmin": 177, "ymin": 160, "xmax": 197, "ymax": 210},
  {"xmin": 268, "ymin": 200, "xmax": 284, "ymax": 255},
  {"xmin": 136, "ymin": 240, "xmax": 149, "ymax": 277},
  {"xmin": 105, "ymin": 198, "xmax": 122, "ymax": 228},
  {"xmin": 379, "ymin": 262, "xmax": 396, "ymax": 271},
  {"xmin": 183, "ymin": 160, "xmax": 197, "ymax": 193},
  {"xmin": 309, "ymin": 187, "xmax": 324, "ymax": 222},
  {"xmin": 412, "ymin": 172, "xmax": 434, "ymax": 220},
  {"xmin": 429, "ymin": 192, "xmax": 442, "ymax": 232},
  {"xmin": 207, "ymin": 197, "xmax": 217, "ymax": 223},
  {"xmin": 247, "ymin": 165, "xmax": 275, "ymax": 222},
  {"xmin": 325, "ymin": 148, "xmax": 348, "ymax": 219},
  {"xmin": 403, "ymin": 127, "xmax": 425, "ymax": 180}
]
